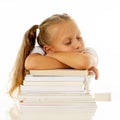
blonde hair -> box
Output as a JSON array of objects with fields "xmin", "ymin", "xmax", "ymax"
[{"xmin": 8, "ymin": 14, "xmax": 72, "ymax": 96}]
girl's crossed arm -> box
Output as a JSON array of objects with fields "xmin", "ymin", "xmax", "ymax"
[
  {"xmin": 46, "ymin": 52, "xmax": 97, "ymax": 70},
  {"xmin": 25, "ymin": 53, "xmax": 70, "ymax": 70},
  {"xmin": 25, "ymin": 51, "xmax": 98, "ymax": 79},
  {"xmin": 46, "ymin": 52, "xmax": 98, "ymax": 79}
]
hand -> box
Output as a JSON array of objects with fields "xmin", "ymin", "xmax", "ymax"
[{"xmin": 88, "ymin": 66, "xmax": 99, "ymax": 80}]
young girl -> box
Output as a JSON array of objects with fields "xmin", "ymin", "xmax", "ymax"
[{"xmin": 8, "ymin": 13, "xmax": 98, "ymax": 96}]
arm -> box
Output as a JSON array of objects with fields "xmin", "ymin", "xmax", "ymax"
[
  {"xmin": 46, "ymin": 52, "xmax": 97, "ymax": 70},
  {"xmin": 47, "ymin": 52, "xmax": 99, "ymax": 80},
  {"xmin": 25, "ymin": 53, "xmax": 70, "ymax": 70},
  {"xmin": 25, "ymin": 50, "xmax": 99, "ymax": 79}
]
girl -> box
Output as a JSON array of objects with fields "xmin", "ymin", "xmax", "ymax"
[{"xmin": 8, "ymin": 13, "xmax": 98, "ymax": 96}]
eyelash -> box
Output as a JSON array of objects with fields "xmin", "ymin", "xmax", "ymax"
[
  {"xmin": 77, "ymin": 37, "xmax": 82, "ymax": 40},
  {"xmin": 65, "ymin": 40, "xmax": 71, "ymax": 45},
  {"xmin": 65, "ymin": 36, "xmax": 82, "ymax": 45}
]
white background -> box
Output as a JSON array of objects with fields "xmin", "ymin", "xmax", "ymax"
[{"xmin": 0, "ymin": 0, "xmax": 120, "ymax": 101}]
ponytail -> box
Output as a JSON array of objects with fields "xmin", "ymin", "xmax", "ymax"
[{"xmin": 8, "ymin": 25, "xmax": 38, "ymax": 96}]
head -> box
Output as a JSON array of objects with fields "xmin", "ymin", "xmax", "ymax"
[{"xmin": 37, "ymin": 14, "xmax": 85, "ymax": 54}]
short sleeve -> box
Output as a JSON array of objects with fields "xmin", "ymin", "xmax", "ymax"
[
  {"xmin": 30, "ymin": 46, "xmax": 45, "ymax": 55},
  {"xmin": 85, "ymin": 47, "xmax": 99, "ymax": 66}
]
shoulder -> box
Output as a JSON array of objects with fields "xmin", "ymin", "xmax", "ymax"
[
  {"xmin": 30, "ymin": 46, "xmax": 45, "ymax": 55},
  {"xmin": 85, "ymin": 47, "xmax": 98, "ymax": 56},
  {"xmin": 85, "ymin": 47, "xmax": 99, "ymax": 65}
]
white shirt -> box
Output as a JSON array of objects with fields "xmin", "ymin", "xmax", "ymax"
[{"xmin": 30, "ymin": 46, "xmax": 45, "ymax": 55}]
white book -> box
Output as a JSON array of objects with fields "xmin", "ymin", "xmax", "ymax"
[
  {"xmin": 20, "ymin": 85, "xmax": 85, "ymax": 92},
  {"xmin": 29, "ymin": 69, "xmax": 89, "ymax": 76},
  {"xmin": 19, "ymin": 95, "xmax": 95, "ymax": 103},
  {"xmin": 19, "ymin": 106, "xmax": 96, "ymax": 120},
  {"xmin": 23, "ymin": 80, "xmax": 85, "ymax": 86},
  {"xmin": 19, "ymin": 104, "xmax": 97, "ymax": 111},
  {"xmin": 24, "ymin": 75, "xmax": 90, "ymax": 82},
  {"xmin": 19, "ymin": 92, "xmax": 90, "ymax": 97},
  {"xmin": 94, "ymin": 92, "xmax": 111, "ymax": 101},
  {"xmin": 19, "ymin": 101, "xmax": 97, "ymax": 108},
  {"xmin": 23, "ymin": 75, "xmax": 89, "ymax": 86}
]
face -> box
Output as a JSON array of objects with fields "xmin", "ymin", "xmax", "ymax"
[{"xmin": 44, "ymin": 20, "xmax": 85, "ymax": 53}]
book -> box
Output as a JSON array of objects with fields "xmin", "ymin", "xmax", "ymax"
[
  {"xmin": 94, "ymin": 92, "xmax": 111, "ymax": 101},
  {"xmin": 18, "ymin": 102, "xmax": 97, "ymax": 120},
  {"xmin": 19, "ymin": 95, "xmax": 95, "ymax": 103},
  {"xmin": 24, "ymin": 75, "xmax": 88, "ymax": 82},
  {"xmin": 22, "ymin": 72, "xmax": 92, "ymax": 94},
  {"xmin": 19, "ymin": 106, "xmax": 96, "ymax": 120},
  {"xmin": 23, "ymin": 81, "xmax": 85, "ymax": 86},
  {"xmin": 19, "ymin": 92, "xmax": 91, "ymax": 97},
  {"xmin": 19, "ymin": 101, "xmax": 97, "ymax": 107},
  {"xmin": 19, "ymin": 94, "xmax": 96, "ymax": 108},
  {"xmin": 29, "ymin": 69, "xmax": 89, "ymax": 76},
  {"xmin": 23, "ymin": 75, "xmax": 92, "ymax": 86},
  {"xmin": 19, "ymin": 69, "xmax": 95, "ymax": 109},
  {"xmin": 20, "ymin": 85, "xmax": 85, "ymax": 93}
]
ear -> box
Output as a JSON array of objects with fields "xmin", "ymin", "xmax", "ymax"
[{"xmin": 43, "ymin": 45, "xmax": 54, "ymax": 54}]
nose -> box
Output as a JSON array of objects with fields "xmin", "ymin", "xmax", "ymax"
[
  {"xmin": 76, "ymin": 44, "xmax": 81, "ymax": 50},
  {"xmin": 74, "ymin": 40, "xmax": 81, "ymax": 50}
]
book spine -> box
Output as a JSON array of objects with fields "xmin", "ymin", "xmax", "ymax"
[
  {"xmin": 23, "ymin": 81, "xmax": 84, "ymax": 86},
  {"xmin": 19, "ymin": 102, "xmax": 96, "ymax": 108},
  {"xmin": 19, "ymin": 96, "xmax": 95, "ymax": 103},
  {"xmin": 20, "ymin": 86, "xmax": 85, "ymax": 92},
  {"xmin": 19, "ymin": 92, "xmax": 90, "ymax": 96},
  {"xmin": 24, "ymin": 75, "xmax": 86, "ymax": 82}
]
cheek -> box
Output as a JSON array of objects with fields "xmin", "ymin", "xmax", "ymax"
[
  {"xmin": 82, "ymin": 42, "xmax": 85, "ymax": 48},
  {"xmin": 82, "ymin": 41, "xmax": 85, "ymax": 46},
  {"xmin": 61, "ymin": 47, "xmax": 73, "ymax": 52},
  {"xmin": 54, "ymin": 46, "xmax": 71, "ymax": 52}
]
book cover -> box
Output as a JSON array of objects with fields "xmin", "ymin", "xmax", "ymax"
[{"xmin": 29, "ymin": 69, "xmax": 88, "ymax": 76}]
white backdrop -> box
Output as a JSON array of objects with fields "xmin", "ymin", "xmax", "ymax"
[{"xmin": 0, "ymin": 0, "xmax": 120, "ymax": 101}]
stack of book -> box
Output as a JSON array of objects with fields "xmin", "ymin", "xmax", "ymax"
[{"xmin": 18, "ymin": 69, "xmax": 97, "ymax": 109}]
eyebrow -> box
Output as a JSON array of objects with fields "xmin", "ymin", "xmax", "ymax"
[
  {"xmin": 64, "ymin": 33, "xmax": 81, "ymax": 40},
  {"xmin": 62, "ymin": 37, "xmax": 72, "ymax": 43}
]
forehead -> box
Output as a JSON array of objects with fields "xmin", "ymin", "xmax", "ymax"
[{"xmin": 48, "ymin": 20, "xmax": 80, "ymax": 37}]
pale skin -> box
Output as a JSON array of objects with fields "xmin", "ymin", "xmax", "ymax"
[{"xmin": 25, "ymin": 20, "xmax": 98, "ymax": 80}]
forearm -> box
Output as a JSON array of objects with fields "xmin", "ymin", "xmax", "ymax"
[
  {"xmin": 47, "ymin": 52, "xmax": 97, "ymax": 70},
  {"xmin": 25, "ymin": 54, "xmax": 70, "ymax": 70}
]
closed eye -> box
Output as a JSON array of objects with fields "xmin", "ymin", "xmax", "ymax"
[
  {"xmin": 76, "ymin": 36, "xmax": 82, "ymax": 41},
  {"xmin": 64, "ymin": 39, "xmax": 72, "ymax": 45}
]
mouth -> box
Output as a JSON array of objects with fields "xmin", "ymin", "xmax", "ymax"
[{"xmin": 77, "ymin": 49, "xmax": 84, "ymax": 53}]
